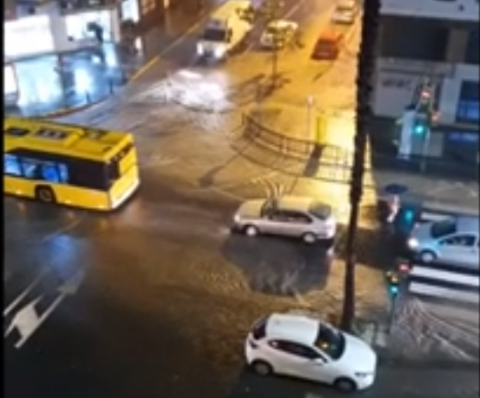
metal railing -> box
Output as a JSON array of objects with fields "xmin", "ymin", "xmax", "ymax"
[{"xmin": 242, "ymin": 113, "xmax": 478, "ymax": 183}]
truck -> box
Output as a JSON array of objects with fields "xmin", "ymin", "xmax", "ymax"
[{"xmin": 197, "ymin": 0, "xmax": 254, "ymax": 61}]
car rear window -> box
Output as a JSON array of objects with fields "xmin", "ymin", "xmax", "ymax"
[
  {"xmin": 431, "ymin": 219, "xmax": 457, "ymax": 238},
  {"xmin": 252, "ymin": 317, "xmax": 267, "ymax": 340},
  {"xmin": 309, "ymin": 202, "xmax": 332, "ymax": 219}
]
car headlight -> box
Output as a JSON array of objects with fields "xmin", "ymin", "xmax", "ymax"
[
  {"xmin": 354, "ymin": 371, "xmax": 372, "ymax": 378},
  {"xmin": 197, "ymin": 43, "xmax": 204, "ymax": 55},
  {"xmin": 214, "ymin": 47, "xmax": 225, "ymax": 58},
  {"xmin": 233, "ymin": 214, "xmax": 240, "ymax": 223},
  {"xmin": 407, "ymin": 238, "xmax": 418, "ymax": 248}
]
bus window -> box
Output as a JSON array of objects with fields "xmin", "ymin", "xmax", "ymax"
[{"xmin": 5, "ymin": 154, "xmax": 22, "ymax": 176}]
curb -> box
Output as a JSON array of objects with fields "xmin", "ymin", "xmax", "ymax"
[{"xmin": 36, "ymin": 97, "xmax": 108, "ymax": 120}]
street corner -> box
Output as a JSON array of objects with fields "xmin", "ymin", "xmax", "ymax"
[
  {"xmin": 334, "ymin": 222, "xmax": 392, "ymax": 272},
  {"xmin": 221, "ymin": 233, "xmax": 334, "ymax": 297}
]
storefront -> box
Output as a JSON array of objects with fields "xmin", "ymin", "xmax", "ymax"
[
  {"xmin": 64, "ymin": 8, "xmax": 121, "ymax": 43},
  {"xmin": 4, "ymin": 63, "xmax": 20, "ymax": 106},
  {"xmin": 5, "ymin": 15, "xmax": 55, "ymax": 59}
]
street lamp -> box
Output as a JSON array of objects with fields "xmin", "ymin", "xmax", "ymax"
[{"xmin": 340, "ymin": 0, "xmax": 381, "ymax": 332}]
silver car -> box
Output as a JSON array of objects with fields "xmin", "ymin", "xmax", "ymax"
[
  {"xmin": 232, "ymin": 196, "xmax": 337, "ymax": 243},
  {"xmin": 407, "ymin": 216, "xmax": 479, "ymax": 268}
]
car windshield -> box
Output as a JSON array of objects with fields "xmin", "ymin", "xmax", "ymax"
[
  {"xmin": 314, "ymin": 323, "xmax": 345, "ymax": 360},
  {"xmin": 431, "ymin": 219, "xmax": 457, "ymax": 238},
  {"xmin": 202, "ymin": 28, "xmax": 226, "ymax": 42},
  {"xmin": 309, "ymin": 202, "xmax": 332, "ymax": 220},
  {"xmin": 260, "ymin": 199, "xmax": 276, "ymax": 217},
  {"xmin": 251, "ymin": 317, "xmax": 267, "ymax": 340}
]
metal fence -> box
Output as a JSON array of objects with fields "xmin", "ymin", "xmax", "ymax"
[
  {"xmin": 243, "ymin": 114, "xmax": 315, "ymax": 159},
  {"xmin": 242, "ymin": 113, "xmax": 478, "ymax": 182}
]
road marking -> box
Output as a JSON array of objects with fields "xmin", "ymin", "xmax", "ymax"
[
  {"xmin": 3, "ymin": 268, "xmax": 50, "ymax": 317},
  {"xmin": 130, "ymin": 13, "xmax": 210, "ymax": 82},
  {"xmin": 5, "ymin": 271, "xmax": 84, "ymax": 349}
]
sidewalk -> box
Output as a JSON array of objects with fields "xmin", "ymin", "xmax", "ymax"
[
  {"xmin": 5, "ymin": 43, "xmax": 142, "ymax": 118},
  {"xmin": 235, "ymin": 17, "xmax": 478, "ymax": 212},
  {"xmin": 5, "ymin": 1, "xmax": 220, "ymax": 118}
]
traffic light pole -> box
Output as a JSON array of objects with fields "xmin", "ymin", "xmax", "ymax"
[{"xmin": 340, "ymin": 0, "xmax": 381, "ymax": 333}]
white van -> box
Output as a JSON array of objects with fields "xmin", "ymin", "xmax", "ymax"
[
  {"xmin": 197, "ymin": 0, "xmax": 254, "ymax": 60},
  {"xmin": 407, "ymin": 215, "xmax": 479, "ymax": 269}
]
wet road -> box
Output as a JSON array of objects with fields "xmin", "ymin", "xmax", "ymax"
[{"xmin": 4, "ymin": 0, "xmax": 478, "ymax": 397}]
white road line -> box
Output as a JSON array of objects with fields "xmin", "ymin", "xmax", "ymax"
[
  {"xmin": 3, "ymin": 268, "xmax": 50, "ymax": 317},
  {"xmin": 130, "ymin": 11, "xmax": 212, "ymax": 81}
]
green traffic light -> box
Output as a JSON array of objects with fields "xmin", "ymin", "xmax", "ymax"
[{"xmin": 414, "ymin": 124, "xmax": 425, "ymax": 135}]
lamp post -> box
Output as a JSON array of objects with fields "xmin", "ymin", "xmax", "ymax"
[{"xmin": 340, "ymin": 0, "xmax": 381, "ymax": 332}]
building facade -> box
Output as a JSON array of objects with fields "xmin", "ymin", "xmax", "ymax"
[{"xmin": 371, "ymin": 0, "xmax": 479, "ymax": 165}]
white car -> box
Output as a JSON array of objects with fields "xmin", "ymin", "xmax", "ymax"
[
  {"xmin": 407, "ymin": 216, "xmax": 479, "ymax": 268},
  {"xmin": 331, "ymin": 0, "xmax": 357, "ymax": 25},
  {"xmin": 245, "ymin": 313, "xmax": 377, "ymax": 392},
  {"xmin": 232, "ymin": 196, "xmax": 336, "ymax": 243},
  {"xmin": 260, "ymin": 20, "xmax": 299, "ymax": 49}
]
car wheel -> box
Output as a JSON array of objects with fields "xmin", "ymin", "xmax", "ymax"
[
  {"xmin": 251, "ymin": 360, "xmax": 273, "ymax": 376},
  {"xmin": 333, "ymin": 377, "xmax": 357, "ymax": 392},
  {"xmin": 245, "ymin": 225, "xmax": 259, "ymax": 237},
  {"xmin": 302, "ymin": 232, "xmax": 316, "ymax": 244},
  {"xmin": 419, "ymin": 250, "xmax": 436, "ymax": 263},
  {"xmin": 35, "ymin": 186, "xmax": 56, "ymax": 204}
]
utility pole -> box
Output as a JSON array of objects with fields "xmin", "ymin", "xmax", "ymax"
[
  {"xmin": 340, "ymin": 0, "xmax": 381, "ymax": 332},
  {"xmin": 259, "ymin": 0, "xmax": 284, "ymax": 86}
]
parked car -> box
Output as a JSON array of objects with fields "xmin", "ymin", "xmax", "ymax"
[
  {"xmin": 331, "ymin": 0, "xmax": 358, "ymax": 25},
  {"xmin": 232, "ymin": 196, "xmax": 337, "ymax": 243},
  {"xmin": 245, "ymin": 312, "xmax": 378, "ymax": 392},
  {"xmin": 311, "ymin": 30, "xmax": 343, "ymax": 60},
  {"xmin": 260, "ymin": 19, "xmax": 299, "ymax": 49},
  {"xmin": 407, "ymin": 215, "xmax": 479, "ymax": 268}
]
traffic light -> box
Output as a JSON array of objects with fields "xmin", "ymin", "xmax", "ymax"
[
  {"xmin": 413, "ymin": 113, "xmax": 428, "ymax": 135},
  {"xmin": 385, "ymin": 270, "xmax": 400, "ymax": 298}
]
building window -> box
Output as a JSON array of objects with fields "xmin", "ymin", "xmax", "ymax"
[
  {"xmin": 444, "ymin": 131, "xmax": 478, "ymax": 163},
  {"xmin": 379, "ymin": 16, "xmax": 448, "ymax": 61},
  {"xmin": 465, "ymin": 28, "xmax": 479, "ymax": 65},
  {"xmin": 456, "ymin": 81, "xmax": 479, "ymax": 123}
]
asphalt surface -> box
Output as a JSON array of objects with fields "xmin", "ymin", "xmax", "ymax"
[{"xmin": 4, "ymin": 0, "xmax": 479, "ymax": 397}]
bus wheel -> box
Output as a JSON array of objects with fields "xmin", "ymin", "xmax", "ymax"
[{"xmin": 35, "ymin": 186, "xmax": 56, "ymax": 204}]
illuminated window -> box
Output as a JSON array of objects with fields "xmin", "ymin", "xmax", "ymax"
[
  {"xmin": 456, "ymin": 81, "xmax": 479, "ymax": 123},
  {"xmin": 4, "ymin": 154, "xmax": 22, "ymax": 176}
]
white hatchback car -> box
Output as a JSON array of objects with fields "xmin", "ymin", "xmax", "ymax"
[
  {"xmin": 232, "ymin": 196, "xmax": 337, "ymax": 243},
  {"xmin": 245, "ymin": 313, "xmax": 377, "ymax": 392}
]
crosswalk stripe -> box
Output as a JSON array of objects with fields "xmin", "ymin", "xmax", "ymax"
[
  {"xmin": 419, "ymin": 212, "xmax": 451, "ymax": 222},
  {"xmin": 409, "ymin": 282, "xmax": 479, "ymax": 304},
  {"xmin": 409, "ymin": 266, "xmax": 479, "ymax": 287}
]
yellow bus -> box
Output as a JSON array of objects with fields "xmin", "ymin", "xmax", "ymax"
[{"xmin": 4, "ymin": 117, "xmax": 140, "ymax": 211}]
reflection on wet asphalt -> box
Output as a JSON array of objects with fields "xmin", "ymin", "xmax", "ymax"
[{"xmin": 4, "ymin": 173, "xmax": 336, "ymax": 398}]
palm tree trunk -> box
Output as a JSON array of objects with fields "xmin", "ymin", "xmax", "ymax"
[{"xmin": 340, "ymin": 0, "xmax": 381, "ymax": 332}]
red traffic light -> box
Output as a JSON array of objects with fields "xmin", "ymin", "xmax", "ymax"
[{"xmin": 399, "ymin": 263, "xmax": 410, "ymax": 273}]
